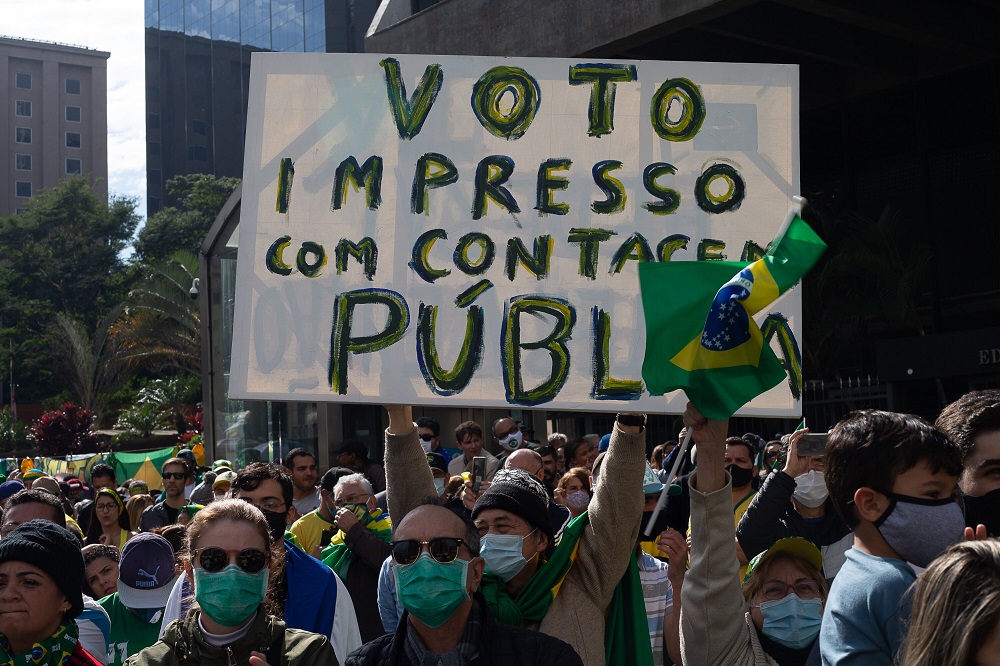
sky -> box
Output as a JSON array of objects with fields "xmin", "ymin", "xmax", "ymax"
[{"xmin": 3, "ymin": 0, "xmax": 148, "ymax": 220}]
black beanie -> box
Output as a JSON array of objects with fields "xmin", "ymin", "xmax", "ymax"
[
  {"xmin": 473, "ymin": 468, "xmax": 553, "ymax": 542},
  {"xmin": 0, "ymin": 519, "xmax": 84, "ymax": 619}
]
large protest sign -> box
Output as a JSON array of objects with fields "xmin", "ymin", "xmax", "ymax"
[{"xmin": 231, "ymin": 53, "xmax": 800, "ymax": 415}]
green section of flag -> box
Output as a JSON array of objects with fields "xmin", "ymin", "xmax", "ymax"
[
  {"xmin": 763, "ymin": 215, "xmax": 827, "ymax": 293},
  {"xmin": 639, "ymin": 214, "xmax": 826, "ymax": 421}
]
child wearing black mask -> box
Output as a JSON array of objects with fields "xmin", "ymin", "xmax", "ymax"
[{"xmin": 820, "ymin": 411, "xmax": 964, "ymax": 665}]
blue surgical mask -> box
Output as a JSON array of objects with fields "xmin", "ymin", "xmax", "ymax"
[
  {"xmin": 480, "ymin": 529, "xmax": 536, "ymax": 581},
  {"xmin": 433, "ymin": 478, "xmax": 446, "ymax": 496},
  {"xmin": 758, "ymin": 593, "xmax": 822, "ymax": 649}
]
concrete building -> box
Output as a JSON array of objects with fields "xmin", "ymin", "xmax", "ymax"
[{"xmin": 0, "ymin": 36, "xmax": 109, "ymax": 217}]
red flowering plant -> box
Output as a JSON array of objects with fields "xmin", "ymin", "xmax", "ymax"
[{"xmin": 31, "ymin": 403, "xmax": 99, "ymax": 456}]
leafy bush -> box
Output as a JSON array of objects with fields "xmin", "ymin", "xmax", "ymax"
[
  {"xmin": 31, "ymin": 403, "xmax": 98, "ymax": 455},
  {"xmin": 0, "ymin": 409, "xmax": 29, "ymax": 453},
  {"xmin": 114, "ymin": 402, "xmax": 163, "ymax": 438}
]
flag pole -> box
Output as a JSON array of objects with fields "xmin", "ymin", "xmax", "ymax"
[
  {"xmin": 773, "ymin": 195, "xmax": 807, "ymax": 242},
  {"xmin": 644, "ymin": 427, "xmax": 693, "ymax": 537}
]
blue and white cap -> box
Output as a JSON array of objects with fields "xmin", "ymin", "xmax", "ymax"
[{"xmin": 117, "ymin": 532, "xmax": 179, "ymax": 609}]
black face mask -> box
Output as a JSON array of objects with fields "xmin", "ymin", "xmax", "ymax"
[
  {"xmin": 963, "ymin": 488, "xmax": 1000, "ymax": 537},
  {"xmin": 261, "ymin": 508, "xmax": 289, "ymax": 542},
  {"xmin": 638, "ymin": 510, "xmax": 672, "ymax": 543},
  {"xmin": 727, "ymin": 463, "xmax": 754, "ymax": 489}
]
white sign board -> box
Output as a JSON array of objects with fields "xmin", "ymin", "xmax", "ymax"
[{"xmin": 231, "ymin": 53, "xmax": 800, "ymax": 415}]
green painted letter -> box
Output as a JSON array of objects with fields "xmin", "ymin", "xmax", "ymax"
[
  {"xmin": 502, "ymin": 296, "xmax": 576, "ymax": 406},
  {"xmin": 329, "ymin": 289, "xmax": 409, "ymax": 394},
  {"xmin": 471, "ymin": 66, "xmax": 540, "ymax": 140},
  {"xmin": 380, "ymin": 58, "xmax": 443, "ymax": 140},
  {"xmin": 568, "ymin": 63, "xmax": 637, "ymax": 138}
]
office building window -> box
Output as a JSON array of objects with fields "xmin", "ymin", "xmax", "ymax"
[
  {"xmin": 149, "ymin": 169, "xmax": 161, "ymax": 185},
  {"xmin": 187, "ymin": 145, "xmax": 207, "ymax": 162},
  {"xmin": 66, "ymin": 132, "xmax": 82, "ymax": 148},
  {"xmin": 192, "ymin": 119, "xmax": 207, "ymax": 135},
  {"xmin": 148, "ymin": 141, "xmax": 161, "ymax": 156},
  {"xmin": 15, "ymin": 127, "xmax": 31, "ymax": 144},
  {"xmin": 15, "ymin": 100, "xmax": 31, "ymax": 117},
  {"xmin": 66, "ymin": 159, "xmax": 82, "ymax": 174},
  {"xmin": 15, "ymin": 182, "xmax": 31, "ymax": 198},
  {"xmin": 14, "ymin": 209, "xmax": 26, "ymax": 215},
  {"xmin": 15, "ymin": 73, "xmax": 31, "ymax": 89},
  {"xmin": 15, "ymin": 154, "xmax": 31, "ymax": 171},
  {"xmin": 147, "ymin": 113, "xmax": 160, "ymax": 130},
  {"xmin": 66, "ymin": 79, "xmax": 81, "ymax": 94},
  {"xmin": 66, "ymin": 106, "xmax": 82, "ymax": 122}
]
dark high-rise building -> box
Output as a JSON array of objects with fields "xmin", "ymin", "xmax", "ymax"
[{"xmin": 144, "ymin": 0, "xmax": 377, "ymax": 214}]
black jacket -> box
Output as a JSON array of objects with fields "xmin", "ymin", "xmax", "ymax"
[
  {"xmin": 345, "ymin": 596, "xmax": 582, "ymax": 666},
  {"xmin": 735, "ymin": 470, "xmax": 852, "ymax": 579}
]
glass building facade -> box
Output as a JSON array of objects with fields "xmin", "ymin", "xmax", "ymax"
[{"xmin": 144, "ymin": 0, "xmax": 375, "ymax": 213}]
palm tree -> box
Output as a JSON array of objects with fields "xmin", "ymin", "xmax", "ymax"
[
  {"xmin": 53, "ymin": 308, "xmax": 132, "ymax": 422},
  {"xmin": 116, "ymin": 251, "xmax": 200, "ymax": 375}
]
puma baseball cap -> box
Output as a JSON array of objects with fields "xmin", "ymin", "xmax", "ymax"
[{"xmin": 117, "ymin": 532, "xmax": 178, "ymax": 609}]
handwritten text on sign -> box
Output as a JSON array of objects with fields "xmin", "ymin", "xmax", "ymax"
[{"xmin": 231, "ymin": 54, "xmax": 800, "ymax": 415}]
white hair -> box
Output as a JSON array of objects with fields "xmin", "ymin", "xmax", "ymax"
[{"xmin": 333, "ymin": 473, "xmax": 373, "ymax": 498}]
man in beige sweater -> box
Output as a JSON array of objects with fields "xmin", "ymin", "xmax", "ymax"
[{"xmin": 383, "ymin": 405, "xmax": 645, "ymax": 666}]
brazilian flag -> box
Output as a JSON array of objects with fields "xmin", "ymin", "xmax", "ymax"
[{"xmin": 639, "ymin": 210, "xmax": 826, "ymax": 420}]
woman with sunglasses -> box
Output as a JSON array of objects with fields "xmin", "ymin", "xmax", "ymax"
[
  {"xmin": 126, "ymin": 499, "xmax": 334, "ymax": 666},
  {"xmin": 86, "ymin": 488, "xmax": 133, "ymax": 550},
  {"xmin": 681, "ymin": 404, "xmax": 828, "ymax": 666}
]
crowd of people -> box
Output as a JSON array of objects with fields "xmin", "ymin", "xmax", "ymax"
[{"xmin": 0, "ymin": 391, "xmax": 998, "ymax": 666}]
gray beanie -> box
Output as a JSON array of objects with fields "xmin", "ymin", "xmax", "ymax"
[{"xmin": 472, "ymin": 468, "xmax": 552, "ymax": 541}]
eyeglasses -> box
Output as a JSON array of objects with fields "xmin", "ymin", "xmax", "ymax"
[
  {"xmin": 162, "ymin": 472, "xmax": 186, "ymax": 480},
  {"xmin": 418, "ymin": 433, "xmax": 435, "ymax": 442},
  {"xmin": 390, "ymin": 538, "xmax": 467, "ymax": 565},
  {"xmin": 764, "ymin": 451, "xmax": 780, "ymax": 460},
  {"xmin": 194, "ymin": 547, "xmax": 270, "ymax": 573},
  {"xmin": 758, "ymin": 580, "xmax": 822, "ymax": 601},
  {"xmin": 334, "ymin": 493, "xmax": 371, "ymax": 506},
  {"xmin": 242, "ymin": 499, "xmax": 285, "ymax": 512},
  {"xmin": 95, "ymin": 503, "xmax": 119, "ymax": 512}
]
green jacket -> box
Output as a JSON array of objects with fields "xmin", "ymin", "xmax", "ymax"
[{"xmin": 124, "ymin": 609, "xmax": 337, "ymax": 666}]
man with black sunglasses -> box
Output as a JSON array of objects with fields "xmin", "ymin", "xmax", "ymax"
[
  {"xmin": 347, "ymin": 502, "xmax": 582, "ymax": 666},
  {"xmin": 383, "ymin": 405, "xmax": 646, "ymax": 666},
  {"xmin": 416, "ymin": 416, "xmax": 460, "ymax": 461},
  {"xmin": 138, "ymin": 458, "xmax": 191, "ymax": 532}
]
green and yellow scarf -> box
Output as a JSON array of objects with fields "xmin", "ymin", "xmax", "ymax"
[
  {"xmin": 478, "ymin": 512, "xmax": 653, "ymax": 666},
  {"xmin": 319, "ymin": 506, "xmax": 392, "ymax": 578},
  {"xmin": 0, "ymin": 623, "xmax": 79, "ymax": 666}
]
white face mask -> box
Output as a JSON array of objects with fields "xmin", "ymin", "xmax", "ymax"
[
  {"xmin": 420, "ymin": 439, "xmax": 433, "ymax": 454},
  {"xmin": 499, "ymin": 430, "xmax": 524, "ymax": 452},
  {"xmin": 793, "ymin": 470, "xmax": 829, "ymax": 508}
]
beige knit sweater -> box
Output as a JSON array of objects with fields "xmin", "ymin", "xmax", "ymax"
[{"xmin": 385, "ymin": 424, "xmax": 645, "ymax": 666}]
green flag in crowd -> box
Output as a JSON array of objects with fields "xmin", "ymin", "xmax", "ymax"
[{"xmin": 639, "ymin": 209, "xmax": 826, "ymax": 420}]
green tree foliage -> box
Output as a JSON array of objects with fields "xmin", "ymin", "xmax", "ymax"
[
  {"xmin": 134, "ymin": 174, "xmax": 239, "ymax": 263},
  {"xmin": 116, "ymin": 252, "xmax": 201, "ymax": 375},
  {"xmin": 0, "ymin": 177, "xmax": 140, "ymax": 404},
  {"xmin": 53, "ymin": 309, "xmax": 132, "ymax": 423}
]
